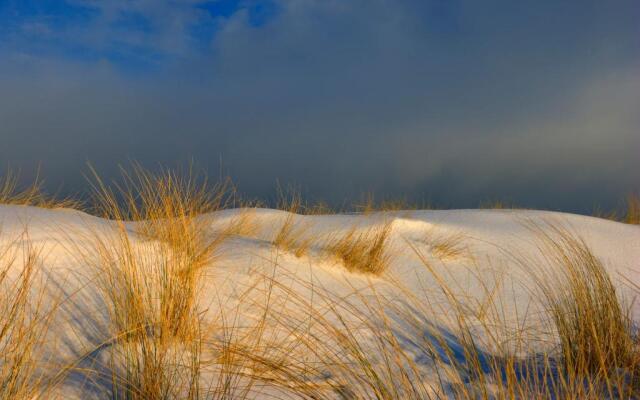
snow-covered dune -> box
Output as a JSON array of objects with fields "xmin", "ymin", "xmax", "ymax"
[{"xmin": 1, "ymin": 205, "xmax": 638, "ymax": 398}]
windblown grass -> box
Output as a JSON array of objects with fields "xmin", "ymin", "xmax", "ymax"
[
  {"xmin": 625, "ymin": 193, "xmax": 640, "ymax": 225},
  {"xmin": 373, "ymin": 225, "xmax": 640, "ymax": 399},
  {"xmin": 479, "ymin": 199, "xmax": 519, "ymax": 210},
  {"xmin": 303, "ymin": 200, "xmax": 333, "ymax": 215},
  {"xmin": 223, "ymin": 206, "xmax": 260, "ymax": 238},
  {"xmin": 77, "ymin": 165, "xmax": 233, "ymax": 398},
  {"xmin": 88, "ymin": 163, "xmax": 231, "ymax": 238},
  {"xmin": 523, "ymin": 223, "xmax": 638, "ymax": 391},
  {"xmin": 591, "ymin": 206, "xmax": 620, "ymax": 222},
  {"xmin": 0, "ymin": 168, "xmax": 80, "ymax": 209},
  {"xmin": 591, "ymin": 193, "xmax": 640, "ymax": 224},
  {"xmin": 0, "ymin": 233, "xmax": 53, "ymax": 399},
  {"xmin": 271, "ymin": 189, "xmax": 315, "ymax": 257},
  {"xmin": 325, "ymin": 220, "xmax": 394, "ymax": 275},
  {"xmin": 355, "ymin": 193, "xmax": 425, "ymax": 215},
  {"xmin": 424, "ymin": 229, "xmax": 470, "ymax": 262}
]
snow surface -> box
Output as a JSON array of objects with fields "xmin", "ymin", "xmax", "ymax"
[{"xmin": 0, "ymin": 205, "xmax": 638, "ymax": 398}]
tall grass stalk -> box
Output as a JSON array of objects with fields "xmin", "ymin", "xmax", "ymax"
[{"xmin": 0, "ymin": 233, "xmax": 54, "ymax": 399}]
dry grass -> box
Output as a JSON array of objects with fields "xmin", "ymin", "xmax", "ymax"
[
  {"xmin": 209, "ymin": 265, "xmax": 433, "ymax": 399},
  {"xmin": 223, "ymin": 207, "xmax": 261, "ymax": 238},
  {"xmin": 591, "ymin": 193, "xmax": 640, "ymax": 224},
  {"xmin": 88, "ymin": 162, "xmax": 230, "ymax": 237},
  {"xmin": 325, "ymin": 220, "xmax": 394, "ymax": 275},
  {"xmin": 303, "ymin": 200, "xmax": 333, "ymax": 215},
  {"xmin": 0, "ymin": 234, "xmax": 54, "ymax": 399},
  {"xmin": 425, "ymin": 229, "xmax": 470, "ymax": 261},
  {"xmin": 401, "ymin": 224, "xmax": 639, "ymax": 399},
  {"xmin": 90, "ymin": 165, "xmax": 229, "ymax": 338},
  {"xmin": 0, "ymin": 168, "xmax": 80, "ymax": 209},
  {"xmin": 86, "ymin": 236, "xmax": 205, "ymax": 398},
  {"xmin": 524, "ymin": 223, "xmax": 638, "ymax": 387},
  {"xmin": 272, "ymin": 216, "xmax": 314, "ymax": 258},
  {"xmin": 76, "ymin": 165, "xmax": 233, "ymax": 398},
  {"xmin": 197, "ymin": 284, "xmax": 336, "ymax": 399},
  {"xmin": 591, "ymin": 206, "xmax": 620, "ymax": 222},
  {"xmin": 479, "ymin": 199, "xmax": 518, "ymax": 210},
  {"xmin": 355, "ymin": 193, "xmax": 425, "ymax": 215},
  {"xmin": 271, "ymin": 189, "xmax": 315, "ymax": 257},
  {"xmin": 625, "ymin": 193, "xmax": 640, "ymax": 225}
]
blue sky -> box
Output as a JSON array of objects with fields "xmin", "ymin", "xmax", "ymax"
[
  {"xmin": 0, "ymin": 0, "xmax": 278, "ymax": 70},
  {"xmin": 0, "ymin": 0, "xmax": 638, "ymax": 212}
]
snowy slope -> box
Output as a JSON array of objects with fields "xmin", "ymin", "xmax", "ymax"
[{"xmin": 0, "ymin": 205, "xmax": 638, "ymax": 398}]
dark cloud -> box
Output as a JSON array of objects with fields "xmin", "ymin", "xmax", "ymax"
[{"xmin": 0, "ymin": 0, "xmax": 638, "ymax": 212}]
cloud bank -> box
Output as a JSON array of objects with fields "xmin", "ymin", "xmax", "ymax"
[{"xmin": 0, "ymin": 0, "xmax": 638, "ymax": 212}]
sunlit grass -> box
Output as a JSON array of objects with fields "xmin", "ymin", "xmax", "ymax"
[
  {"xmin": 423, "ymin": 229, "xmax": 470, "ymax": 262},
  {"xmin": 0, "ymin": 168, "xmax": 80, "ymax": 209},
  {"xmin": 0, "ymin": 233, "xmax": 55, "ymax": 400},
  {"xmin": 75, "ymin": 165, "xmax": 233, "ymax": 398},
  {"xmin": 324, "ymin": 220, "xmax": 394, "ymax": 275},
  {"xmin": 522, "ymin": 223, "xmax": 638, "ymax": 395},
  {"xmin": 271, "ymin": 190, "xmax": 315, "ymax": 257},
  {"xmin": 625, "ymin": 193, "xmax": 640, "ymax": 225}
]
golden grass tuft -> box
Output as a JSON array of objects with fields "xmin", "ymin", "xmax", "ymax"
[
  {"xmin": 272, "ymin": 216, "xmax": 314, "ymax": 258},
  {"xmin": 426, "ymin": 230, "xmax": 470, "ymax": 261},
  {"xmin": 84, "ymin": 226, "xmax": 206, "ymax": 397},
  {"xmin": 625, "ymin": 193, "xmax": 640, "ymax": 225},
  {"xmin": 89, "ymin": 165, "xmax": 229, "ymax": 339},
  {"xmin": 355, "ymin": 192, "xmax": 425, "ymax": 215},
  {"xmin": 591, "ymin": 193, "xmax": 640, "ymax": 224},
  {"xmin": 78, "ymin": 164, "xmax": 233, "ymax": 398},
  {"xmin": 224, "ymin": 206, "xmax": 261, "ymax": 238},
  {"xmin": 405, "ymin": 226, "xmax": 640, "ymax": 399},
  {"xmin": 0, "ymin": 234, "xmax": 53, "ymax": 399},
  {"xmin": 88, "ymin": 162, "xmax": 230, "ymax": 237},
  {"xmin": 271, "ymin": 189, "xmax": 315, "ymax": 257},
  {"xmin": 325, "ymin": 220, "xmax": 394, "ymax": 275},
  {"xmin": 591, "ymin": 206, "xmax": 620, "ymax": 222},
  {"xmin": 303, "ymin": 200, "xmax": 334, "ymax": 215},
  {"xmin": 479, "ymin": 199, "xmax": 518, "ymax": 210},
  {"xmin": 0, "ymin": 168, "xmax": 80, "ymax": 209},
  {"xmin": 526, "ymin": 223, "xmax": 637, "ymax": 381}
]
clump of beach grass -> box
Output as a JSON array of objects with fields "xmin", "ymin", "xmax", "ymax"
[
  {"xmin": 271, "ymin": 188, "xmax": 315, "ymax": 257},
  {"xmin": 526, "ymin": 223, "xmax": 638, "ymax": 382},
  {"xmin": 401, "ymin": 225, "xmax": 639, "ymax": 399},
  {"xmin": 625, "ymin": 193, "xmax": 640, "ymax": 225},
  {"xmin": 77, "ymin": 164, "xmax": 233, "ymax": 398},
  {"xmin": 0, "ymin": 234, "xmax": 54, "ymax": 400},
  {"xmin": 425, "ymin": 229, "xmax": 470, "ymax": 261},
  {"xmin": 0, "ymin": 168, "xmax": 80, "ymax": 209},
  {"xmin": 479, "ymin": 199, "xmax": 519, "ymax": 210},
  {"xmin": 325, "ymin": 220, "xmax": 394, "ymax": 275},
  {"xmin": 355, "ymin": 192, "xmax": 425, "ymax": 215},
  {"xmin": 591, "ymin": 193, "xmax": 640, "ymax": 224}
]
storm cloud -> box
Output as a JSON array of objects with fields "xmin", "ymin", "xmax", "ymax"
[{"xmin": 0, "ymin": 0, "xmax": 638, "ymax": 212}]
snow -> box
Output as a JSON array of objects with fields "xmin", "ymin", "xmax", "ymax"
[{"xmin": 0, "ymin": 204, "xmax": 638, "ymax": 398}]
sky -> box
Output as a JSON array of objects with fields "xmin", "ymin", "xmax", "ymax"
[{"xmin": 0, "ymin": 0, "xmax": 638, "ymax": 212}]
